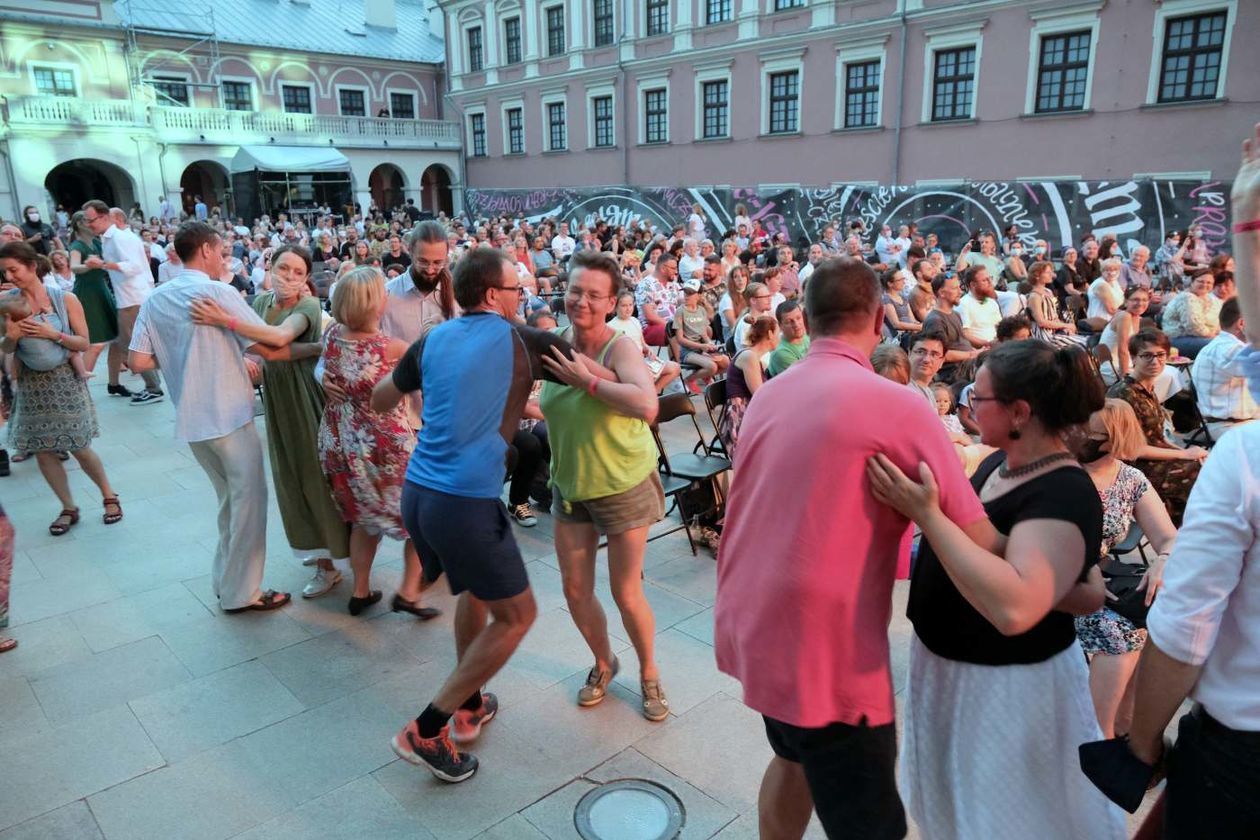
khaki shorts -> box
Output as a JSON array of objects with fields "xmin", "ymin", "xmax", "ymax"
[{"xmin": 552, "ymin": 471, "xmax": 666, "ymax": 536}]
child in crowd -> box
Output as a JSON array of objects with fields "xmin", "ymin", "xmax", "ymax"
[{"xmin": 609, "ymin": 290, "xmax": 680, "ymax": 393}]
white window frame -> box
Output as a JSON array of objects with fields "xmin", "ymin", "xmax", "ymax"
[
  {"xmin": 635, "ymin": 72, "xmax": 671, "ymax": 145},
  {"xmin": 28, "ymin": 61, "xmax": 81, "ymax": 97},
  {"xmin": 1023, "ymin": 3, "xmax": 1102, "ymax": 115},
  {"xmin": 590, "ymin": 0, "xmax": 617, "ymax": 48},
  {"xmin": 386, "ymin": 88, "xmax": 418, "ymax": 119},
  {"xmin": 541, "ymin": 91, "xmax": 568, "ymax": 151},
  {"xmin": 920, "ymin": 22, "xmax": 985, "ymax": 124},
  {"xmin": 543, "ymin": 4, "xmax": 567, "ymax": 57},
  {"xmin": 1144, "ymin": 0, "xmax": 1236, "ymax": 106},
  {"xmin": 334, "ymin": 83, "xmax": 370, "ymax": 117},
  {"xmin": 585, "ymin": 82, "xmax": 617, "ymax": 149},
  {"xmin": 760, "ymin": 48, "xmax": 805, "ymax": 136},
  {"xmin": 501, "ymin": 14, "xmax": 523, "ymax": 64},
  {"xmin": 500, "ymin": 97, "xmax": 526, "ymax": 154},
  {"xmin": 219, "ymin": 76, "xmax": 257, "ymax": 111},
  {"xmin": 694, "ymin": 60, "xmax": 733, "ymax": 141},
  {"xmin": 834, "ymin": 37, "xmax": 887, "ymax": 130},
  {"xmin": 466, "ymin": 105, "xmax": 489, "ymax": 156},
  {"xmin": 149, "ymin": 71, "xmax": 193, "ymax": 107},
  {"xmin": 280, "ymin": 81, "xmax": 317, "ymax": 114},
  {"xmin": 463, "ymin": 21, "xmax": 486, "ymax": 73},
  {"xmin": 768, "ymin": 0, "xmax": 807, "ymax": 12}
]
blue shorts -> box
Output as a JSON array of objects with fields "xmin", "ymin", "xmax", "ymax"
[{"xmin": 401, "ymin": 481, "xmax": 529, "ymax": 602}]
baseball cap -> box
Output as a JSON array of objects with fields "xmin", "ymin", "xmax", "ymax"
[{"xmin": 682, "ymin": 279, "xmax": 702, "ymax": 293}]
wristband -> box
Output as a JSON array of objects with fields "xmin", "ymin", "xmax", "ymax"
[
  {"xmin": 228, "ymin": 318, "xmax": 238, "ymax": 332},
  {"xmin": 586, "ymin": 377, "xmax": 599, "ymax": 396},
  {"xmin": 1233, "ymin": 219, "xmax": 1260, "ymax": 233}
]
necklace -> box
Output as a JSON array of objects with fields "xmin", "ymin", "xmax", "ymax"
[{"xmin": 998, "ymin": 451, "xmax": 1074, "ymax": 479}]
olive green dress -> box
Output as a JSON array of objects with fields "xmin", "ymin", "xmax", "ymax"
[
  {"xmin": 69, "ymin": 239, "xmax": 119, "ymax": 343},
  {"xmin": 253, "ymin": 292, "xmax": 351, "ymax": 561}
]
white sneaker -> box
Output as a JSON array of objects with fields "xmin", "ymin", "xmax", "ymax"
[
  {"xmin": 302, "ymin": 568, "xmax": 342, "ymax": 598},
  {"xmin": 510, "ymin": 503, "xmax": 537, "ymax": 528}
]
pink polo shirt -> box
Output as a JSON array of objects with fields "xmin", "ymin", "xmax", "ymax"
[{"xmin": 714, "ymin": 337, "xmax": 984, "ymax": 728}]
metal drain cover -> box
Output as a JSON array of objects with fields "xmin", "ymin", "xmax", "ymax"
[{"xmin": 574, "ymin": 778, "xmax": 685, "ymax": 840}]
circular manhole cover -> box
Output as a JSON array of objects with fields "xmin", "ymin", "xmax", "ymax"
[{"xmin": 574, "ymin": 778, "xmax": 686, "ymax": 840}]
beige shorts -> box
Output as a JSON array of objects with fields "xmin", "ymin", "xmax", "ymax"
[{"xmin": 552, "ymin": 471, "xmax": 666, "ymax": 536}]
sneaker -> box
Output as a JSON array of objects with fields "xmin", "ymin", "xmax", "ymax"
[
  {"xmin": 390, "ymin": 722, "xmax": 478, "ymax": 783},
  {"xmin": 130, "ymin": 390, "xmax": 163, "ymax": 406},
  {"xmin": 641, "ymin": 679, "xmax": 670, "ymax": 721},
  {"xmin": 301, "ymin": 568, "xmax": 342, "ymax": 599},
  {"xmin": 510, "ymin": 503, "xmax": 537, "ymax": 528},
  {"xmin": 107, "ymin": 384, "xmax": 134, "ymax": 398},
  {"xmin": 451, "ymin": 692, "xmax": 498, "ymax": 744},
  {"xmin": 577, "ymin": 657, "xmax": 619, "ymax": 707}
]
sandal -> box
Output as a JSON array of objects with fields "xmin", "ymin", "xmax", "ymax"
[
  {"xmin": 223, "ymin": 589, "xmax": 291, "ymax": 614},
  {"xmin": 49, "ymin": 508, "xmax": 80, "ymax": 536},
  {"xmin": 0, "ymin": 637, "xmax": 16, "ymax": 654},
  {"xmin": 102, "ymin": 496, "xmax": 123, "ymax": 525}
]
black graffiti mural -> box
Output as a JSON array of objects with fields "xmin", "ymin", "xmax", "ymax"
[{"xmin": 465, "ymin": 181, "xmax": 1234, "ymax": 257}]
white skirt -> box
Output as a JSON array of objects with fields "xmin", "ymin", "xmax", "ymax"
[{"xmin": 899, "ymin": 635, "xmax": 1126, "ymax": 840}]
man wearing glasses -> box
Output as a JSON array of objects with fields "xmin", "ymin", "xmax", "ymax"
[
  {"xmin": 907, "ymin": 331, "xmax": 948, "ymax": 404},
  {"xmin": 372, "ymin": 248, "xmax": 585, "ymax": 783}
]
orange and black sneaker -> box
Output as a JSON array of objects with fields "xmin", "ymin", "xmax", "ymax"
[
  {"xmin": 390, "ymin": 722, "xmax": 479, "ymax": 783},
  {"xmin": 451, "ymin": 692, "xmax": 499, "ymax": 744}
]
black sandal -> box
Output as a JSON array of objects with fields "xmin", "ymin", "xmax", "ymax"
[
  {"xmin": 103, "ymin": 496, "xmax": 123, "ymax": 525},
  {"xmin": 391, "ymin": 593, "xmax": 442, "ymax": 620},
  {"xmin": 223, "ymin": 589, "xmax": 291, "ymax": 613},
  {"xmin": 49, "ymin": 508, "xmax": 80, "ymax": 536}
]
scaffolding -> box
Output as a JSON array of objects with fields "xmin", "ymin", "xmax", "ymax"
[{"xmin": 119, "ymin": 0, "xmax": 223, "ymax": 106}]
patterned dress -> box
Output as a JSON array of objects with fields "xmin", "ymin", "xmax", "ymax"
[
  {"xmin": 1075, "ymin": 464, "xmax": 1151, "ymax": 656},
  {"xmin": 1106, "ymin": 375, "xmax": 1201, "ymax": 526},
  {"xmin": 317, "ymin": 325, "xmax": 414, "ymax": 539}
]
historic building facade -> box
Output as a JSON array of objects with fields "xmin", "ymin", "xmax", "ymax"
[
  {"xmin": 0, "ymin": 0, "xmax": 462, "ymax": 221},
  {"xmin": 439, "ymin": 0, "xmax": 1255, "ymax": 190}
]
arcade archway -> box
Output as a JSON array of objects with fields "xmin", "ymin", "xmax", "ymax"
[
  {"xmin": 44, "ymin": 159, "xmax": 137, "ymax": 214},
  {"xmin": 420, "ymin": 164, "xmax": 454, "ymax": 217}
]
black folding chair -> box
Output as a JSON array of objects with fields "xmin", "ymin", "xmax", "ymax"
[
  {"xmin": 702, "ymin": 379, "xmax": 729, "ymax": 457},
  {"xmin": 649, "ymin": 393, "xmax": 732, "ymax": 555}
]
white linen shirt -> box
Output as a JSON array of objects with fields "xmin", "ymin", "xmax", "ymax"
[
  {"xmin": 130, "ymin": 270, "xmax": 263, "ymax": 443},
  {"xmin": 1191, "ymin": 331, "xmax": 1260, "ymax": 422},
  {"xmin": 1146, "ymin": 422, "xmax": 1260, "ymax": 731},
  {"xmin": 101, "ymin": 224, "xmax": 155, "ymax": 308},
  {"xmin": 956, "ymin": 294, "xmax": 1003, "ymax": 344}
]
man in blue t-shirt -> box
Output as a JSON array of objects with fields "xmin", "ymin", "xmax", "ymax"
[{"xmin": 371, "ymin": 248, "xmax": 582, "ymax": 783}]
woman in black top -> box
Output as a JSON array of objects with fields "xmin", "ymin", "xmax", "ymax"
[{"xmin": 868, "ymin": 341, "xmax": 1124, "ymax": 840}]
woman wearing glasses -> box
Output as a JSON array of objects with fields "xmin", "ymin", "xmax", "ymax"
[
  {"xmin": 539, "ymin": 250, "xmax": 670, "ymax": 722},
  {"xmin": 1106, "ymin": 328, "xmax": 1207, "ymax": 526}
]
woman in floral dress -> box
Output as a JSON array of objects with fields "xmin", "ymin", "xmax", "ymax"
[{"xmin": 318, "ymin": 267, "xmax": 438, "ymax": 619}]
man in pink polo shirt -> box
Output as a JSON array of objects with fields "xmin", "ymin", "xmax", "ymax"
[{"xmin": 714, "ymin": 257, "xmax": 986, "ymax": 840}]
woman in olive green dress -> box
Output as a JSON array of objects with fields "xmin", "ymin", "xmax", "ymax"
[
  {"xmin": 191, "ymin": 244, "xmax": 351, "ymax": 599},
  {"xmin": 66, "ymin": 212, "xmax": 121, "ymax": 389}
]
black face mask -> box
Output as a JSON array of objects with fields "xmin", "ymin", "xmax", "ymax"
[{"xmin": 1078, "ymin": 438, "xmax": 1110, "ymax": 464}]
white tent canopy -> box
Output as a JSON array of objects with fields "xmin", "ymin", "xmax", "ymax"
[{"xmin": 230, "ymin": 146, "xmax": 351, "ymax": 173}]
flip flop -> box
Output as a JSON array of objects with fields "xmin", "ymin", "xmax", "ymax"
[
  {"xmin": 223, "ymin": 589, "xmax": 291, "ymax": 613},
  {"xmin": 0, "ymin": 638, "xmax": 17, "ymax": 654}
]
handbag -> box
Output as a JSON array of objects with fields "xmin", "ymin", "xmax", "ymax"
[{"xmin": 1099, "ymin": 557, "xmax": 1151, "ymax": 628}]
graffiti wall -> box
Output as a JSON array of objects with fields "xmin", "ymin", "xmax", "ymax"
[{"xmin": 465, "ymin": 181, "xmax": 1233, "ymax": 257}]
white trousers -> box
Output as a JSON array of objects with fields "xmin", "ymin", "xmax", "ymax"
[{"xmin": 188, "ymin": 422, "xmax": 268, "ymax": 610}]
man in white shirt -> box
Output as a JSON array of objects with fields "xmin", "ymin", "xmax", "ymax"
[
  {"xmin": 1190, "ymin": 297, "xmax": 1258, "ymax": 437},
  {"xmin": 551, "ymin": 222, "xmax": 576, "ymax": 265},
  {"xmin": 83, "ymin": 201, "xmax": 163, "ymax": 403},
  {"xmin": 158, "ymin": 195, "xmax": 175, "ymax": 224},
  {"xmin": 678, "ymin": 238, "xmax": 704, "ymax": 281},
  {"xmin": 893, "ymin": 225, "xmax": 912, "ymax": 269},
  {"xmin": 874, "ymin": 225, "xmax": 900, "ymax": 267},
  {"xmin": 799, "ymin": 243, "xmax": 825, "ymax": 285},
  {"xmin": 129, "ymin": 222, "xmax": 303, "ymax": 613},
  {"xmin": 158, "ymin": 243, "xmax": 183, "ymax": 284},
  {"xmin": 955, "ymin": 266, "xmax": 1002, "ymax": 348}
]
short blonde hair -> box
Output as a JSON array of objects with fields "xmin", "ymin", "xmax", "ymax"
[
  {"xmin": 331, "ymin": 266, "xmax": 385, "ymax": 331},
  {"xmin": 1096, "ymin": 398, "xmax": 1146, "ymax": 461},
  {"xmin": 1101, "ymin": 257, "xmax": 1124, "ymax": 273}
]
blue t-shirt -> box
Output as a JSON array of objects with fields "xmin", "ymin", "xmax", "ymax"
[{"xmin": 392, "ymin": 311, "xmax": 571, "ymax": 499}]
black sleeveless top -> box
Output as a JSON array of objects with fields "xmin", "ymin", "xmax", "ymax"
[{"xmin": 907, "ymin": 451, "xmax": 1103, "ymax": 666}]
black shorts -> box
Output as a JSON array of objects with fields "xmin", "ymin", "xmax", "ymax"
[
  {"xmin": 762, "ymin": 715, "xmax": 906, "ymax": 840},
  {"xmin": 401, "ymin": 481, "xmax": 529, "ymax": 602}
]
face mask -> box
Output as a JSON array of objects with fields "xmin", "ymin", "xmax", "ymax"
[
  {"xmin": 1011, "ymin": 248, "xmax": 1023, "ymax": 257},
  {"xmin": 1035, "ymin": 246, "xmax": 1046, "ymax": 256},
  {"xmin": 27, "ymin": 213, "xmax": 39, "ymax": 222},
  {"xmin": 1078, "ymin": 438, "xmax": 1109, "ymax": 464}
]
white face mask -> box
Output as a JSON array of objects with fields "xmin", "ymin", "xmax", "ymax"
[{"xmin": 27, "ymin": 212, "xmax": 39, "ymax": 222}]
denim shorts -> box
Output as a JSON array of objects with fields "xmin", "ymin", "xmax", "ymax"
[{"xmin": 551, "ymin": 471, "xmax": 665, "ymax": 536}]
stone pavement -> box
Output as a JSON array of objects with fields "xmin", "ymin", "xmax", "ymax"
[{"xmin": 0, "ymin": 374, "xmax": 1156, "ymax": 839}]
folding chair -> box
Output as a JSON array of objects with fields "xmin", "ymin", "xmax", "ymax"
[
  {"xmin": 1108, "ymin": 521, "xmax": 1150, "ymax": 564},
  {"xmin": 702, "ymin": 379, "xmax": 728, "ymax": 457},
  {"xmin": 649, "ymin": 393, "xmax": 733, "ymax": 555},
  {"xmin": 1179, "ymin": 379, "xmax": 1215, "ymax": 448},
  {"xmin": 1094, "ymin": 343, "xmax": 1120, "ymax": 382},
  {"xmin": 664, "ymin": 320, "xmax": 703, "ymax": 380}
]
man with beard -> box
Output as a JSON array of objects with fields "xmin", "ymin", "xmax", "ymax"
[
  {"xmin": 798, "ymin": 243, "xmax": 825, "ymax": 285},
  {"xmin": 955, "ymin": 266, "xmax": 1002, "ymax": 348}
]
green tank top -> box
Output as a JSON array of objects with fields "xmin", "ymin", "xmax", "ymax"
[{"xmin": 539, "ymin": 327, "xmax": 657, "ymax": 502}]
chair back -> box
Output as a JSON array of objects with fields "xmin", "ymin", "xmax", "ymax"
[
  {"xmin": 1094, "ymin": 343, "xmax": 1119, "ymax": 381},
  {"xmin": 655, "ymin": 392, "xmax": 697, "ymax": 425}
]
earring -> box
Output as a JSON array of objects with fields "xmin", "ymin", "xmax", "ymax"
[{"xmin": 1009, "ymin": 427, "xmax": 1022, "ymax": 440}]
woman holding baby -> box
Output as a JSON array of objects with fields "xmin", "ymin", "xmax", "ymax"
[{"xmin": 0, "ymin": 240, "xmax": 121, "ymax": 535}]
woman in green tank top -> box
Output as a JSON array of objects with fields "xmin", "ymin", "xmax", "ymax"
[{"xmin": 539, "ymin": 251, "xmax": 672, "ymax": 722}]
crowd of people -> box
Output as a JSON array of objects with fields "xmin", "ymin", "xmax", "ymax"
[{"xmin": 0, "ymin": 126, "xmax": 1258, "ymax": 839}]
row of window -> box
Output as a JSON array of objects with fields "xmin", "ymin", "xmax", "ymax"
[
  {"xmin": 465, "ymin": 0, "xmax": 808, "ymax": 69},
  {"xmin": 466, "ymin": 6, "xmax": 1230, "ymax": 156},
  {"xmin": 30, "ymin": 66, "xmax": 420, "ymax": 118},
  {"xmin": 465, "ymin": 7, "xmax": 1228, "ymax": 112}
]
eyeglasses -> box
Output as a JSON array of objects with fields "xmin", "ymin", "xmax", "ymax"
[
  {"xmin": 910, "ymin": 348, "xmax": 944, "ymax": 360},
  {"xmin": 565, "ymin": 289, "xmax": 613, "ymax": 303},
  {"xmin": 751, "ymin": 294, "xmax": 771, "ymax": 300},
  {"xmin": 414, "ymin": 260, "xmax": 447, "ymax": 271},
  {"xmin": 969, "ymin": 392, "xmax": 1006, "ymax": 404},
  {"xmin": 496, "ymin": 284, "xmax": 523, "ymax": 294},
  {"xmin": 1137, "ymin": 351, "xmax": 1167, "ymax": 362}
]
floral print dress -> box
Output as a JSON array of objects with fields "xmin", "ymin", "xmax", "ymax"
[
  {"xmin": 317, "ymin": 324, "xmax": 415, "ymax": 539},
  {"xmin": 1074, "ymin": 464, "xmax": 1151, "ymax": 656},
  {"xmin": 1106, "ymin": 375, "xmax": 1201, "ymax": 526}
]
